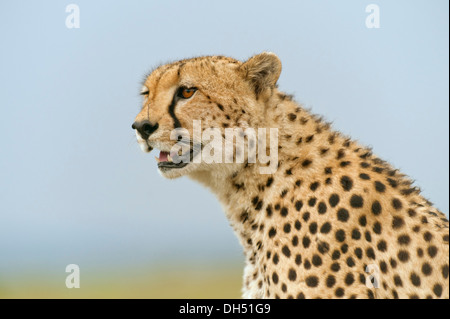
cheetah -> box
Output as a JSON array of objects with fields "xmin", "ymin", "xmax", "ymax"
[{"xmin": 132, "ymin": 52, "xmax": 449, "ymax": 299}]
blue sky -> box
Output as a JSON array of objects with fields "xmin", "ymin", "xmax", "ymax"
[{"xmin": 0, "ymin": 0, "xmax": 448, "ymax": 276}]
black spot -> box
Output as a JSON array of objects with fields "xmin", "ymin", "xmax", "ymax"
[
  {"xmin": 398, "ymin": 250, "xmax": 410, "ymax": 262},
  {"xmin": 346, "ymin": 257, "xmax": 355, "ymax": 267},
  {"xmin": 340, "ymin": 176, "xmax": 353, "ymax": 191},
  {"xmin": 335, "ymin": 288, "xmax": 345, "ymax": 297},
  {"xmin": 310, "ymin": 182, "xmax": 320, "ymax": 191},
  {"xmin": 272, "ymin": 272, "xmax": 279, "ymax": 284},
  {"xmin": 335, "ymin": 229, "xmax": 346, "ymax": 242},
  {"xmin": 288, "ymin": 268, "xmax": 297, "ymax": 281},
  {"xmin": 374, "ymin": 181, "xmax": 386, "ymax": 193},
  {"xmin": 423, "ymin": 231, "xmax": 433, "ymax": 242},
  {"xmin": 273, "ymin": 253, "xmax": 279, "ymax": 265},
  {"xmin": 365, "ymin": 231, "xmax": 372, "ymax": 242},
  {"xmin": 337, "ymin": 208, "xmax": 349, "ymax": 222},
  {"xmin": 332, "ymin": 250, "xmax": 341, "ymax": 260},
  {"xmin": 288, "ymin": 113, "xmax": 297, "ymax": 121},
  {"xmin": 295, "ymin": 180, "xmax": 301, "ymax": 187},
  {"xmin": 266, "ymin": 205, "xmax": 273, "ymax": 217},
  {"xmin": 280, "ymin": 207, "xmax": 288, "ymax": 217},
  {"xmin": 340, "ymin": 161, "xmax": 351, "ymax": 167},
  {"xmin": 433, "ymin": 284, "xmax": 443, "ymax": 297},
  {"xmin": 372, "ymin": 166, "xmax": 384, "ymax": 173},
  {"xmin": 442, "ymin": 265, "xmax": 449, "ymax": 279},
  {"xmin": 305, "ymin": 276, "xmax": 319, "ymax": 287},
  {"xmin": 255, "ymin": 200, "xmax": 263, "ymax": 211},
  {"xmin": 397, "ymin": 234, "xmax": 411, "ymax": 245},
  {"xmin": 302, "ymin": 159, "xmax": 312, "ymax": 167},
  {"xmin": 318, "ymin": 202, "xmax": 327, "ymax": 214},
  {"xmin": 268, "ymin": 227, "xmax": 276, "ymax": 238},
  {"xmin": 341, "ymin": 244, "xmax": 348, "ymax": 253},
  {"xmin": 309, "ymin": 222, "xmax": 318, "ymax": 234},
  {"xmin": 350, "ymin": 195, "xmax": 364, "ymax": 208},
  {"xmin": 302, "ymin": 212, "xmax": 310, "ymax": 222},
  {"xmin": 239, "ymin": 211, "xmax": 249, "ymax": 223},
  {"xmin": 285, "ymin": 169, "xmax": 292, "ymax": 175},
  {"xmin": 392, "ymin": 198, "xmax": 403, "ymax": 210},
  {"xmin": 345, "ymin": 273, "xmax": 355, "ymax": 286},
  {"xmin": 312, "ymin": 255, "xmax": 322, "ymax": 267},
  {"xmin": 394, "ymin": 275, "xmax": 403, "ymax": 287},
  {"xmin": 320, "ymin": 222, "xmax": 332, "ymax": 234},
  {"xmin": 294, "ymin": 200, "xmax": 303, "ymax": 212},
  {"xmin": 266, "ymin": 177, "xmax": 273, "ymax": 187},
  {"xmin": 390, "ymin": 258, "xmax": 398, "ymax": 268},
  {"xmin": 308, "ymin": 197, "xmax": 317, "ymax": 207},
  {"xmin": 387, "ymin": 178, "xmax": 398, "ymax": 188},
  {"xmin": 379, "ymin": 261, "xmax": 388, "ymax": 273},
  {"xmin": 377, "ymin": 240, "xmax": 387, "ymax": 252},
  {"xmin": 373, "ymin": 222, "xmax": 382, "ymax": 234},
  {"xmin": 417, "ymin": 248, "xmax": 424, "ymax": 257},
  {"xmin": 359, "ymin": 173, "xmax": 371, "ymax": 180},
  {"xmin": 336, "ymin": 149, "xmax": 345, "ymax": 160},
  {"xmin": 392, "ymin": 216, "xmax": 404, "ymax": 229},
  {"xmin": 295, "ymin": 254, "xmax": 302, "ymax": 265},
  {"xmin": 371, "ymin": 201, "xmax": 382, "ymax": 216},
  {"xmin": 305, "ymin": 134, "xmax": 314, "ymax": 143},
  {"xmin": 422, "ymin": 263, "xmax": 432, "ymax": 276},
  {"xmin": 292, "ymin": 236, "xmax": 298, "ymax": 246},
  {"xmin": 366, "ymin": 247, "xmax": 376, "ymax": 259},
  {"xmin": 304, "ymin": 259, "xmax": 311, "ymax": 270},
  {"xmin": 280, "ymin": 189, "xmax": 288, "ymax": 198},
  {"xmin": 351, "ymin": 228, "xmax": 361, "ymax": 240},
  {"xmin": 359, "ymin": 215, "xmax": 367, "ymax": 227},
  {"xmin": 331, "ymin": 262, "xmax": 340, "ymax": 272},
  {"xmin": 318, "ymin": 242, "xmax": 330, "ymax": 254},
  {"xmin": 427, "ymin": 245, "xmax": 438, "ymax": 258},
  {"xmin": 329, "ymin": 194, "xmax": 340, "ymax": 207},
  {"xmin": 354, "ymin": 248, "xmax": 363, "ymax": 259},
  {"xmin": 302, "ymin": 236, "xmax": 311, "ymax": 248},
  {"xmin": 296, "ymin": 292, "xmax": 305, "ymax": 299},
  {"xmin": 326, "ymin": 275, "xmax": 336, "ymax": 288},
  {"xmin": 217, "ymin": 103, "xmax": 224, "ymax": 111},
  {"xmin": 294, "ymin": 220, "xmax": 301, "ymax": 231},
  {"xmin": 407, "ymin": 209, "xmax": 417, "ymax": 217},
  {"xmin": 283, "ymin": 223, "xmax": 291, "ymax": 234},
  {"xmin": 360, "ymin": 162, "xmax": 370, "ymax": 168},
  {"xmin": 410, "ymin": 273, "xmax": 421, "ymax": 287},
  {"xmin": 325, "ymin": 167, "xmax": 332, "ymax": 174},
  {"xmin": 282, "ymin": 245, "xmax": 291, "ymax": 258}
]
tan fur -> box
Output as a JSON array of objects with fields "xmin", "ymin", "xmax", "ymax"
[{"xmin": 133, "ymin": 53, "xmax": 449, "ymax": 299}]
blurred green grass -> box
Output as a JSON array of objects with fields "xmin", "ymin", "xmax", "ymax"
[{"xmin": 0, "ymin": 263, "xmax": 243, "ymax": 299}]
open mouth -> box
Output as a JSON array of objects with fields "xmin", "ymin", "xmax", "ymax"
[{"xmin": 155, "ymin": 148, "xmax": 197, "ymax": 171}]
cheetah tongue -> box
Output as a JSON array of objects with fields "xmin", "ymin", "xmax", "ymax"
[{"xmin": 159, "ymin": 151, "xmax": 169, "ymax": 162}]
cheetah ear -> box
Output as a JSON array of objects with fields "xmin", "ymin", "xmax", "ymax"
[{"xmin": 240, "ymin": 52, "xmax": 282, "ymax": 97}]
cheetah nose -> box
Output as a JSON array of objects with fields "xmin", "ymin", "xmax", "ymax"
[{"xmin": 131, "ymin": 120, "xmax": 159, "ymax": 140}]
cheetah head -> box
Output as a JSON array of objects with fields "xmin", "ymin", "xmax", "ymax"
[{"xmin": 132, "ymin": 52, "xmax": 281, "ymax": 179}]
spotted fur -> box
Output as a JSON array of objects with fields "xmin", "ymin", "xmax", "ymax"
[{"xmin": 133, "ymin": 53, "xmax": 449, "ymax": 299}]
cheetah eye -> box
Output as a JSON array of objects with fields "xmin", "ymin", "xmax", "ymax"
[
  {"xmin": 178, "ymin": 87, "xmax": 197, "ymax": 99},
  {"xmin": 140, "ymin": 86, "xmax": 149, "ymax": 96}
]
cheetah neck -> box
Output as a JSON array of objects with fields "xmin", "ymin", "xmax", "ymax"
[{"xmin": 187, "ymin": 94, "xmax": 343, "ymax": 227}]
